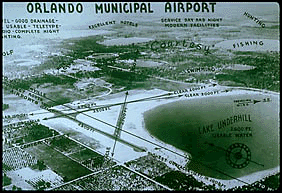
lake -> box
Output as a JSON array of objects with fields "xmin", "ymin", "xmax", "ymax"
[{"xmin": 143, "ymin": 92, "xmax": 279, "ymax": 179}]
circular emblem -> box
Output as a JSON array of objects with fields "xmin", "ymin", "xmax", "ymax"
[{"xmin": 226, "ymin": 143, "xmax": 251, "ymax": 169}]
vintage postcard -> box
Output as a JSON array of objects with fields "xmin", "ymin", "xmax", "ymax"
[{"xmin": 2, "ymin": 2, "xmax": 279, "ymax": 191}]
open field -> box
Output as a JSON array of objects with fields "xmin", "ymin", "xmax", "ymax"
[
  {"xmin": 69, "ymin": 148, "xmax": 102, "ymax": 163},
  {"xmin": 24, "ymin": 143, "xmax": 92, "ymax": 182}
]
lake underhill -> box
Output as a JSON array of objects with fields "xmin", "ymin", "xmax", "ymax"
[{"xmin": 143, "ymin": 91, "xmax": 279, "ymax": 180}]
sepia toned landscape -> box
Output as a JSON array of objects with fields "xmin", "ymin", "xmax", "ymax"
[{"xmin": 3, "ymin": 2, "xmax": 280, "ymax": 191}]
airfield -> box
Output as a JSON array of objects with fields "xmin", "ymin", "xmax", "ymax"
[{"xmin": 20, "ymin": 84, "xmax": 279, "ymax": 189}]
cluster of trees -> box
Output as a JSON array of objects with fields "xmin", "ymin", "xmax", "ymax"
[
  {"xmin": 227, "ymin": 173, "xmax": 280, "ymax": 191},
  {"xmin": 19, "ymin": 123, "xmax": 59, "ymax": 144},
  {"xmin": 2, "ymin": 103, "xmax": 9, "ymax": 111},
  {"xmin": 30, "ymin": 160, "xmax": 47, "ymax": 171},
  {"xmin": 2, "ymin": 173, "xmax": 12, "ymax": 187},
  {"xmin": 154, "ymin": 170, "xmax": 210, "ymax": 191},
  {"xmin": 217, "ymin": 52, "xmax": 280, "ymax": 91}
]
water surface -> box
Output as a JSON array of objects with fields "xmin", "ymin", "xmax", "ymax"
[{"xmin": 144, "ymin": 93, "xmax": 279, "ymax": 179}]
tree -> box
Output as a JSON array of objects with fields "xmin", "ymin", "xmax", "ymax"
[
  {"xmin": 37, "ymin": 160, "xmax": 47, "ymax": 171},
  {"xmin": 2, "ymin": 103, "xmax": 9, "ymax": 111},
  {"xmin": 12, "ymin": 185, "xmax": 17, "ymax": 191},
  {"xmin": 46, "ymin": 182, "xmax": 51, "ymax": 188}
]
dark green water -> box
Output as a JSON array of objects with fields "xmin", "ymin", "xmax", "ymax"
[{"xmin": 144, "ymin": 93, "xmax": 279, "ymax": 180}]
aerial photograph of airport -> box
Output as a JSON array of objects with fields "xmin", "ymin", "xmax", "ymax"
[{"xmin": 2, "ymin": 2, "xmax": 279, "ymax": 191}]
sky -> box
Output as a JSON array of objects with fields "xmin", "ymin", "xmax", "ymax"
[
  {"xmin": 3, "ymin": 2, "xmax": 279, "ymax": 29},
  {"xmin": 2, "ymin": 2, "xmax": 279, "ymax": 55}
]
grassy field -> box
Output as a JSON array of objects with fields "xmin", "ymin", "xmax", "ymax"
[
  {"xmin": 47, "ymin": 135, "xmax": 85, "ymax": 154},
  {"xmin": 24, "ymin": 143, "xmax": 92, "ymax": 182},
  {"xmin": 69, "ymin": 148, "xmax": 102, "ymax": 163}
]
